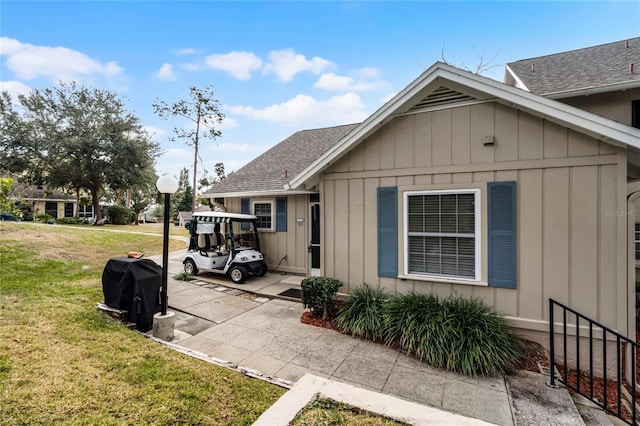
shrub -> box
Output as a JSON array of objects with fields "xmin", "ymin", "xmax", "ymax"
[
  {"xmin": 107, "ymin": 205, "xmax": 133, "ymax": 225},
  {"xmin": 335, "ymin": 284, "xmax": 388, "ymax": 341},
  {"xmin": 301, "ymin": 276, "xmax": 343, "ymax": 319},
  {"xmin": 35, "ymin": 213, "xmax": 53, "ymax": 223},
  {"xmin": 384, "ymin": 292, "xmax": 521, "ymax": 377},
  {"xmin": 56, "ymin": 217, "xmax": 87, "ymax": 225}
]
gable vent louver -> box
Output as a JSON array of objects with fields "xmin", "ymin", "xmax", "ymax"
[{"xmin": 408, "ymin": 87, "xmax": 477, "ymax": 113}]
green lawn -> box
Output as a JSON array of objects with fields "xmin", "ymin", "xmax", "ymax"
[{"xmin": 0, "ymin": 222, "xmax": 285, "ymax": 425}]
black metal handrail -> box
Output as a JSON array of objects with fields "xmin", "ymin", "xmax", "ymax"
[{"xmin": 549, "ymin": 298, "xmax": 637, "ymax": 425}]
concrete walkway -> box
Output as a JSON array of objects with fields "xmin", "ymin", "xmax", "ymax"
[{"xmin": 144, "ymin": 250, "xmax": 586, "ymax": 425}]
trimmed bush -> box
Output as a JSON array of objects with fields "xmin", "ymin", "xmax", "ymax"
[
  {"xmin": 107, "ymin": 205, "xmax": 133, "ymax": 225},
  {"xmin": 384, "ymin": 292, "xmax": 522, "ymax": 377},
  {"xmin": 335, "ymin": 284, "xmax": 388, "ymax": 341},
  {"xmin": 56, "ymin": 217, "xmax": 87, "ymax": 225},
  {"xmin": 301, "ymin": 276, "xmax": 342, "ymax": 319},
  {"xmin": 35, "ymin": 213, "xmax": 53, "ymax": 223}
]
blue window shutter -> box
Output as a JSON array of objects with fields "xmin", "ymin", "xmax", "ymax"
[
  {"xmin": 240, "ymin": 198, "xmax": 250, "ymax": 231},
  {"xmin": 378, "ymin": 187, "xmax": 398, "ymax": 277},
  {"xmin": 488, "ymin": 181, "xmax": 516, "ymax": 288},
  {"xmin": 276, "ymin": 197, "xmax": 287, "ymax": 232}
]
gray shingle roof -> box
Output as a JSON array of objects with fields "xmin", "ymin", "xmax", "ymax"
[
  {"xmin": 204, "ymin": 123, "xmax": 359, "ymax": 196},
  {"xmin": 507, "ymin": 37, "xmax": 640, "ymax": 96}
]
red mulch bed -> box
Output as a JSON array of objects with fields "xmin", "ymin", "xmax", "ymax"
[{"xmin": 300, "ymin": 309, "xmax": 638, "ymax": 423}]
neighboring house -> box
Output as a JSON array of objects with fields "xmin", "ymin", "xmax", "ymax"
[
  {"xmin": 204, "ymin": 42, "xmax": 640, "ymax": 357},
  {"xmin": 506, "ymin": 37, "xmax": 640, "ymax": 286},
  {"xmin": 16, "ymin": 184, "xmax": 81, "ymax": 219},
  {"xmin": 505, "ymin": 37, "xmax": 640, "ymax": 128},
  {"xmin": 176, "ymin": 205, "xmax": 218, "ymax": 227}
]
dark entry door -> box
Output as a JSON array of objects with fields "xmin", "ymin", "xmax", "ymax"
[
  {"xmin": 309, "ymin": 202, "xmax": 320, "ymax": 276},
  {"xmin": 45, "ymin": 202, "xmax": 57, "ymax": 218}
]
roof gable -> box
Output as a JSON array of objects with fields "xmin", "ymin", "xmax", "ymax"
[
  {"xmin": 505, "ymin": 37, "xmax": 640, "ymax": 97},
  {"xmin": 287, "ymin": 62, "xmax": 640, "ymax": 189}
]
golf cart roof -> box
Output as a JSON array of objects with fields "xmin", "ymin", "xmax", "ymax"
[{"xmin": 191, "ymin": 211, "xmax": 258, "ymax": 224}]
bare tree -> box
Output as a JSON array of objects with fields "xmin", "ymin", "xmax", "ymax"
[
  {"xmin": 153, "ymin": 86, "xmax": 224, "ymax": 212},
  {"xmin": 440, "ymin": 43, "xmax": 501, "ymax": 75}
]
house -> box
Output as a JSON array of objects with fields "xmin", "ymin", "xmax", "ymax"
[
  {"xmin": 504, "ymin": 37, "xmax": 640, "ymax": 128},
  {"xmin": 15, "ymin": 184, "xmax": 83, "ymax": 220},
  {"xmin": 204, "ymin": 40, "xmax": 640, "ymax": 360},
  {"xmin": 175, "ymin": 205, "xmax": 219, "ymax": 227}
]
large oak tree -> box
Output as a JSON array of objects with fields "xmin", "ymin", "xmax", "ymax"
[{"xmin": 0, "ymin": 82, "xmax": 159, "ymax": 223}]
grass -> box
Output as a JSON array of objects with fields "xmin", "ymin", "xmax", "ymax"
[
  {"xmin": 292, "ymin": 399, "xmax": 407, "ymax": 426},
  {"xmin": 0, "ymin": 221, "xmax": 285, "ymax": 425}
]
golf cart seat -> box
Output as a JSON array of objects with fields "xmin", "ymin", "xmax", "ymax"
[
  {"xmin": 213, "ymin": 232, "xmax": 230, "ymax": 256},
  {"xmin": 197, "ymin": 233, "xmax": 229, "ymax": 257}
]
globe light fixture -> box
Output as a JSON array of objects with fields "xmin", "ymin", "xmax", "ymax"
[{"xmin": 156, "ymin": 175, "xmax": 178, "ymax": 317}]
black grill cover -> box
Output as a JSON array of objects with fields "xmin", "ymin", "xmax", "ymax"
[{"xmin": 101, "ymin": 257, "xmax": 162, "ymax": 331}]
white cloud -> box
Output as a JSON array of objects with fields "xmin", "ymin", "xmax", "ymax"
[
  {"xmin": 205, "ymin": 51, "xmax": 263, "ymax": 80},
  {"xmin": 142, "ymin": 125, "xmax": 167, "ymax": 140},
  {"xmin": 157, "ymin": 63, "xmax": 176, "ymax": 81},
  {"xmin": 0, "ymin": 80, "xmax": 33, "ymax": 100},
  {"xmin": 180, "ymin": 62, "xmax": 200, "ymax": 71},
  {"xmin": 0, "ymin": 37, "xmax": 124, "ymax": 83},
  {"xmin": 211, "ymin": 142, "xmax": 268, "ymax": 154},
  {"xmin": 264, "ymin": 49, "xmax": 333, "ymax": 82},
  {"xmin": 155, "ymin": 147, "xmax": 192, "ymax": 177},
  {"xmin": 313, "ymin": 72, "xmax": 382, "ymax": 91},
  {"xmin": 354, "ymin": 67, "xmax": 380, "ymax": 78},
  {"xmin": 176, "ymin": 48, "xmax": 197, "ymax": 56},
  {"xmin": 218, "ymin": 116, "xmax": 238, "ymax": 130},
  {"xmin": 229, "ymin": 92, "xmax": 367, "ymax": 127}
]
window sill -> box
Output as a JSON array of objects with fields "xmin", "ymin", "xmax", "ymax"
[{"xmin": 397, "ymin": 274, "xmax": 488, "ymax": 287}]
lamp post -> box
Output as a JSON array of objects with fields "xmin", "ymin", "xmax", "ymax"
[{"xmin": 153, "ymin": 175, "xmax": 178, "ymax": 339}]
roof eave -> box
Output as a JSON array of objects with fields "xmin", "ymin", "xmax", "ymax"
[
  {"xmin": 543, "ymin": 80, "xmax": 640, "ymax": 99},
  {"xmin": 202, "ymin": 188, "xmax": 317, "ymax": 199},
  {"xmin": 288, "ymin": 63, "xmax": 640, "ymax": 189},
  {"xmin": 503, "ymin": 64, "xmax": 530, "ymax": 91}
]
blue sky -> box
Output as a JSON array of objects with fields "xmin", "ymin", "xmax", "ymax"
[{"xmin": 1, "ymin": 1, "xmax": 639, "ymax": 183}]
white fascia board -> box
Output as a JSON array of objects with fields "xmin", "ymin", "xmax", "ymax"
[
  {"xmin": 543, "ymin": 80, "xmax": 640, "ymax": 99},
  {"xmin": 21, "ymin": 197, "xmax": 77, "ymax": 202},
  {"xmin": 474, "ymin": 74, "xmax": 640, "ymax": 148},
  {"xmin": 503, "ymin": 65, "xmax": 530, "ymax": 91},
  {"xmin": 288, "ymin": 62, "xmax": 640, "ymax": 189},
  {"xmin": 287, "ymin": 63, "xmax": 446, "ymax": 189},
  {"xmin": 202, "ymin": 189, "xmax": 317, "ymax": 199}
]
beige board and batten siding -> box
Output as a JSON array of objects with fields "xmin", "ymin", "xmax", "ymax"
[
  {"xmin": 558, "ymin": 87, "xmax": 640, "ymax": 127},
  {"xmin": 320, "ymin": 101, "xmax": 629, "ymax": 337},
  {"xmin": 223, "ymin": 194, "xmax": 309, "ymax": 275}
]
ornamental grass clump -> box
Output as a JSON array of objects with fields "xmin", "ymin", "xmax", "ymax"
[
  {"xmin": 335, "ymin": 284, "xmax": 388, "ymax": 341},
  {"xmin": 384, "ymin": 292, "xmax": 522, "ymax": 377}
]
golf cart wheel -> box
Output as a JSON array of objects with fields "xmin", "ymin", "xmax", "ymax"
[
  {"xmin": 254, "ymin": 261, "xmax": 268, "ymax": 277},
  {"xmin": 228, "ymin": 265, "xmax": 248, "ymax": 284},
  {"xmin": 184, "ymin": 259, "xmax": 199, "ymax": 275}
]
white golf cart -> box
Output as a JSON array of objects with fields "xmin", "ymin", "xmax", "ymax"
[{"xmin": 183, "ymin": 211, "xmax": 267, "ymax": 284}]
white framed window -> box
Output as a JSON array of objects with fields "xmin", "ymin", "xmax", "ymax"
[
  {"xmin": 78, "ymin": 204, "xmax": 94, "ymax": 219},
  {"xmin": 404, "ymin": 189, "xmax": 480, "ymax": 281},
  {"xmin": 252, "ymin": 200, "xmax": 274, "ymax": 231}
]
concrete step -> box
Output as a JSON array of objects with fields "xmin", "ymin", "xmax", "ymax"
[
  {"xmin": 571, "ymin": 394, "xmax": 614, "ymax": 425},
  {"xmin": 507, "ymin": 371, "xmax": 585, "ymax": 425}
]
